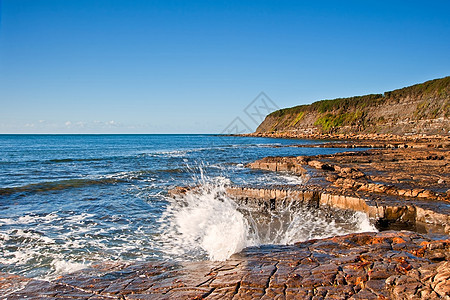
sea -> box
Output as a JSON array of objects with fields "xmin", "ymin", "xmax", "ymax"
[{"xmin": 0, "ymin": 134, "xmax": 376, "ymax": 279}]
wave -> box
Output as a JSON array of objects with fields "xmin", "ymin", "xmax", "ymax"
[
  {"xmin": 1, "ymin": 156, "xmax": 121, "ymax": 165},
  {"xmin": 46, "ymin": 157, "xmax": 108, "ymax": 163},
  {"xmin": 136, "ymin": 143, "xmax": 280, "ymax": 158},
  {"xmin": 137, "ymin": 147, "xmax": 221, "ymax": 158},
  {"xmin": 2, "ymin": 143, "xmax": 278, "ymax": 166},
  {"xmin": 0, "ymin": 167, "xmax": 186, "ymax": 196},
  {"xmin": 138, "ymin": 150, "xmax": 189, "ymax": 158},
  {"xmin": 0, "ymin": 178, "xmax": 126, "ymax": 196},
  {"xmin": 159, "ymin": 176, "xmax": 249, "ymax": 261}
]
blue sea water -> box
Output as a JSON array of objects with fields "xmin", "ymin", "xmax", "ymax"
[{"xmin": 0, "ymin": 134, "xmax": 375, "ymax": 279}]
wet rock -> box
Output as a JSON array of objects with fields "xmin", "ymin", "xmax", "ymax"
[
  {"xmin": 224, "ymin": 186, "xmax": 450, "ymax": 234},
  {"xmin": 248, "ymin": 146, "xmax": 450, "ymax": 202},
  {"xmin": 337, "ymin": 167, "xmax": 366, "ymax": 180},
  {"xmin": 243, "ymin": 144, "xmax": 450, "ymax": 234},
  {"xmin": 0, "ymin": 272, "xmax": 31, "ymax": 297}
]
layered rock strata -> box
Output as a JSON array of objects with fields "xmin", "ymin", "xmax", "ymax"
[
  {"xmin": 247, "ymin": 147, "xmax": 450, "ymax": 202},
  {"xmin": 253, "ymin": 77, "xmax": 450, "ymax": 137},
  {"xmin": 226, "ymin": 186, "xmax": 450, "ymax": 234}
]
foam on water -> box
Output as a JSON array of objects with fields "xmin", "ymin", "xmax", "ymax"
[
  {"xmin": 228, "ymin": 164, "xmax": 309, "ymax": 187},
  {"xmin": 0, "ymin": 211, "xmax": 158, "ymax": 279},
  {"xmin": 51, "ymin": 260, "xmax": 88, "ymax": 275}
]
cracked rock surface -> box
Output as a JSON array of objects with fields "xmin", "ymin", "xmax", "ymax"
[
  {"xmin": 248, "ymin": 147, "xmax": 450, "ymax": 202},
  {"xmin": 1, "ymin": 231, "xmax": 449, "ymax": 299}
]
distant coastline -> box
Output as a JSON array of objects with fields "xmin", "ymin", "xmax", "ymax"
[{"xmin": 251, "ymin": 76, "xmax": 449, "ymax": 138}]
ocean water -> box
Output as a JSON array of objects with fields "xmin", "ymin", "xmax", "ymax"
[{"xmin": 0, "ymin": 134, "xmax": 376, "ymax": 279}]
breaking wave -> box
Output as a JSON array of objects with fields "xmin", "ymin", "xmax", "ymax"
[
  {"xmin": 159, "ymin": 171, "xmax": 377, "ymax": 261},
  {"xmin": 160, "ymin": 177, "xmax": 253, "ymax": 261}
]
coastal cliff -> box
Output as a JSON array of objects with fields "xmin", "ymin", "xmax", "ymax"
[{"xmin": 256, "ymin": 77, "xmax": 450, "ymax": 136}]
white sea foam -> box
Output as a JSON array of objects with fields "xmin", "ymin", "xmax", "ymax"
[
  {"xmin": 138, "ymin": 144, "xmax": 278, "ymax": 159},
  {"xmin": 271, "ymin": 205, "xmax": 376, "ymax": 244},
  {"xmin": 0, "ymin": 218, "xmax": 15, "ymax": 226},
  {"xmin": 276, "ymin": 173, "xmax": 309, "ymax": 185},
  {"xmin": 138, "ymin": 150, "xmax": 188, "ymax": 158},
  {"xmin": 0, "ymin": 213, "xmax": 60, "ymax": 226},
  {"xmin": 51, "ymin": 260, "xmax": 87, "ymax": 275},
  {"xmin": 140, "ymin": 148, "xmax": 209, "ymax": 158},
  {"xmin": 0, "ymin": 210, "xmax": 159, "ymax": 280}
]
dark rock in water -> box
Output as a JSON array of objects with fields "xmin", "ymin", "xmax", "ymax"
[{"xmin": 1, "ymin": 231, "xmax": 449, "ymax": 299}]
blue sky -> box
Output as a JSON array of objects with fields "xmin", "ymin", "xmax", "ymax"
[{"xmin": 1, "ymin": 0, "xmax": 449, "ymax": 133}]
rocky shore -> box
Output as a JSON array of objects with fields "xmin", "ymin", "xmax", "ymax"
[
  {"xmin": 244, "ymin": 141, "xmax": 450, "ymax": 232},
  {"xmin": 1, "ymin": 138, "xmax": 449, "ymax": 299},
  {"xmin": 243, "ymin": 132, "xmax": 450, "ymax": 143},
  {"xmin": 1, "ymin": 231, "xmax": 449, "ymax": 299}
]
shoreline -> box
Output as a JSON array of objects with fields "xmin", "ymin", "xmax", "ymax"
[{"xmin": 240, "ymin": 132, "xmax": 450, "ymax": 143}]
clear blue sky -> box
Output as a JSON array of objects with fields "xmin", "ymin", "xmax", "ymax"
[{"xmin": 1, "ymin": 0, "xmax": 449, "ymax": 133}]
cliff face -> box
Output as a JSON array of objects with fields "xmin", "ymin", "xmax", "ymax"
[{"xmin": 256, "ymin": 77, "xmax": 450, "ymax": 136}]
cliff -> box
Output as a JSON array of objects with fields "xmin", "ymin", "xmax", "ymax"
[{"xmin": 256, "ymin": 76, "xmax": 450, "ymax": 136}]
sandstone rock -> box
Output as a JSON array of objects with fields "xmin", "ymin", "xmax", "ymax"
[
  {"xmin": 247, "ymin": 157, "xmax": 307, "ymax": 174},
  {"xmin": 417, "ymin": 190, "xmax": 435, "ymax": 198},
  {"xmin": 308, "ymin": 160, "xmax": 334, "ymax": 171}
]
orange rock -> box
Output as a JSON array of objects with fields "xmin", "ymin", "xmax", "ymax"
[
  {"xmin": 392, "ymin": 237, "xmax": 406, "ymax": 244},
  {"xmin": 355, "ymin": 276, "xmax": 365, "ymax": 288},
  {"xmin": 370, "ymin": 237, "xmax": 386, "ymax": 244}
]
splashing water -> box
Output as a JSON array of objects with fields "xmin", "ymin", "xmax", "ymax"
[
  {"xmin": 159, "ymin": 171, "xmax": 257, "ymax": 261},
  {"xmin": 159, "ymin": 171, "xmax": 377, "ymax": 261}
]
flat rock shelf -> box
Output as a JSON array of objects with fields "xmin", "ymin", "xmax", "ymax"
[{"xmin": 1, "ymin": 231, "xmax": 449, "ymax": 299}]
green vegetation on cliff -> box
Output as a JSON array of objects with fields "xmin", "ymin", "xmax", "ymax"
[
  {"xmin": 271, "ymin": 93, "xmax": 383, "ymax": 118},
  {"xmin": 257, "ymin": 76, "xmax": 450, "ymax": 135}
]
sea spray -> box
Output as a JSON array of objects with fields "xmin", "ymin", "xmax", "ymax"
[
  {"xmin": 159, "ymin": 169, "xmax": 377, "ymax": 261},
  {"xmin": 276, "ymin": 205, "xmax": 376, "ymax": 244},
  {"xmin": 159, "ymin": 176, "xmax": 258, "ymax": 261}
]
